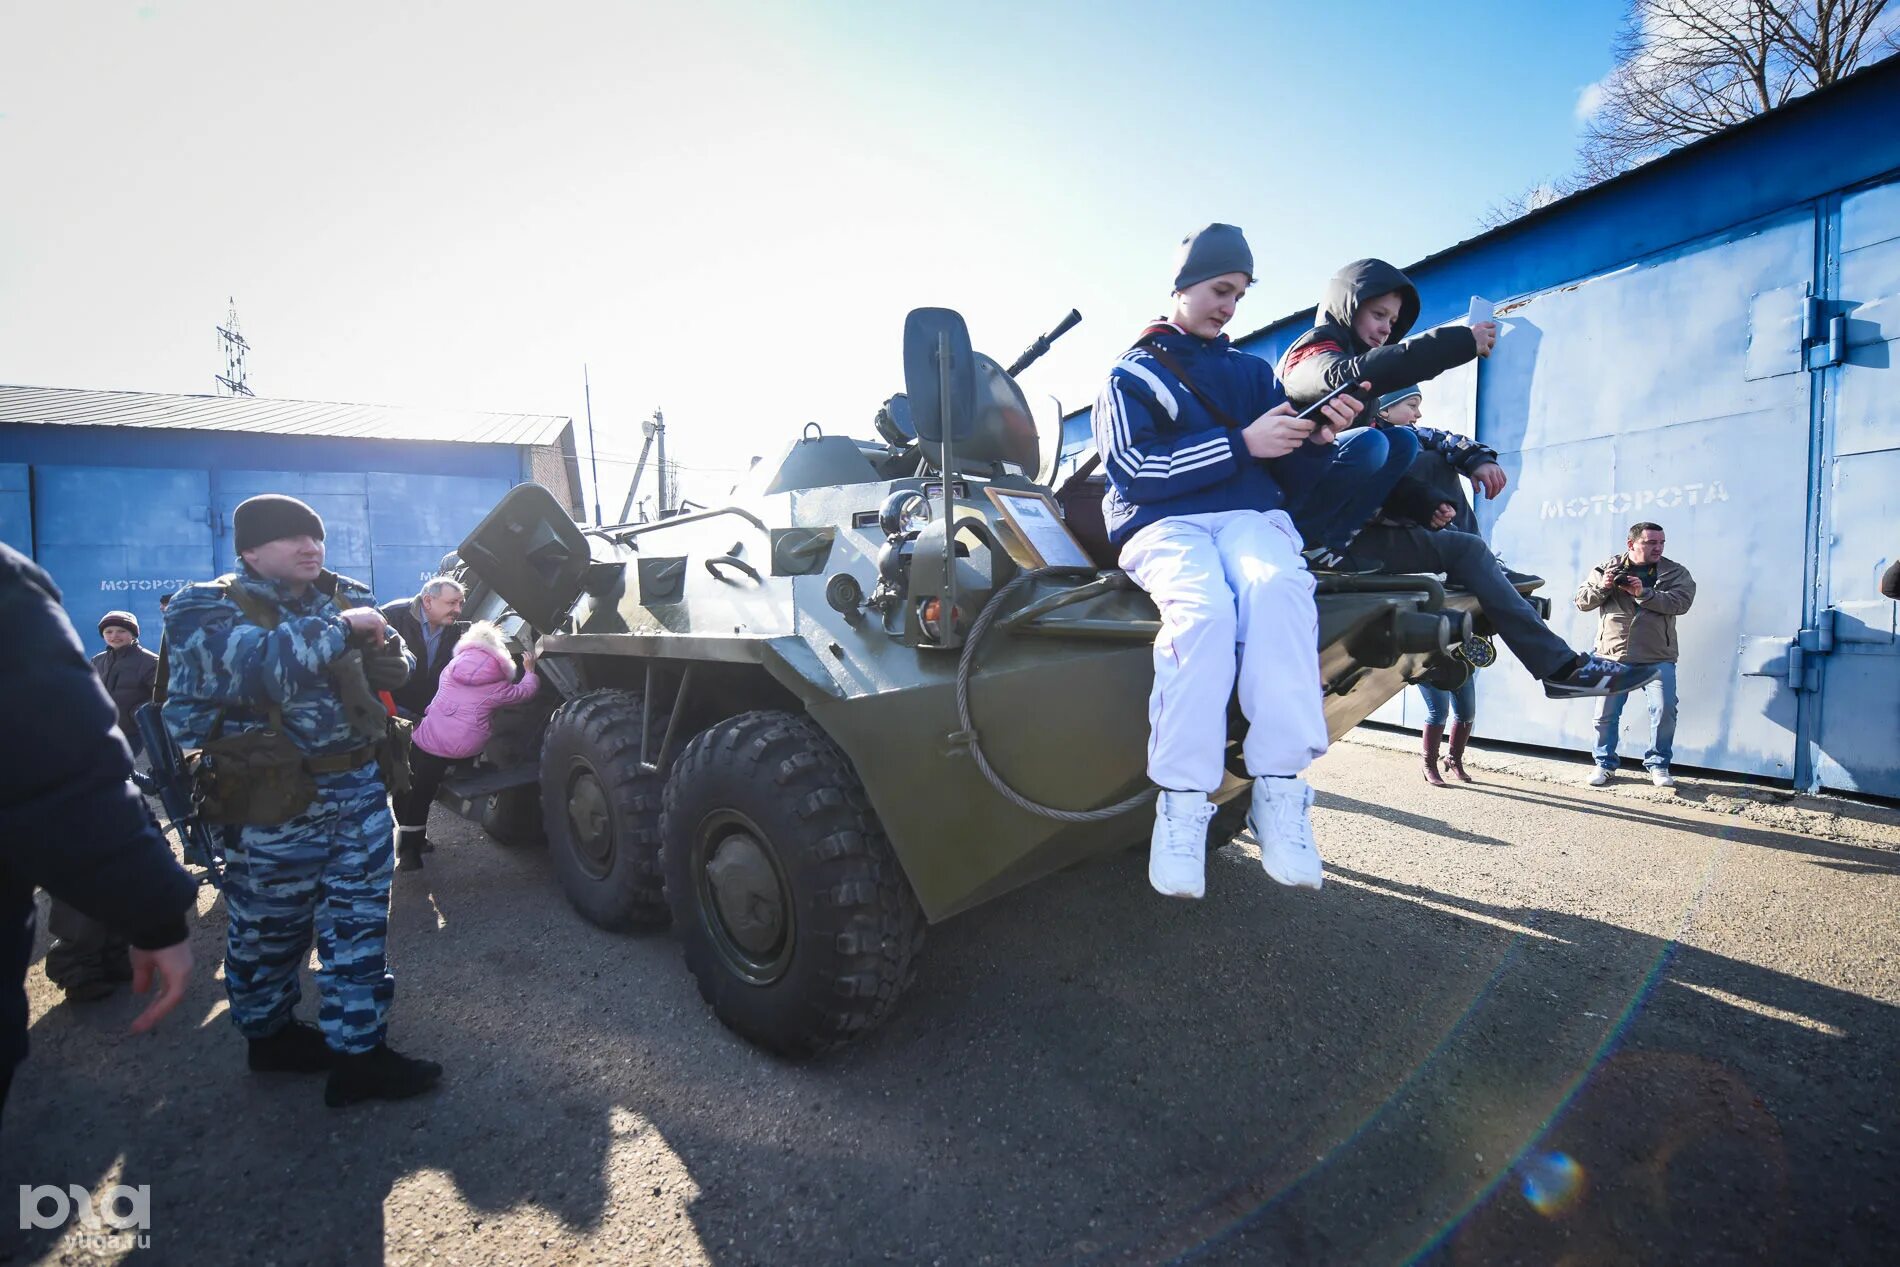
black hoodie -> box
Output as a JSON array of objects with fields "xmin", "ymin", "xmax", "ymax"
[{"xmin": 1276, "ymin": 259, "xmax": 1480, "ymax": 411}]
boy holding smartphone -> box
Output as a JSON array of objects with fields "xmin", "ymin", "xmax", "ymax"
[{"xmin": 1093, "ymin": 224, "xmax": 1364, "ymax": 898}]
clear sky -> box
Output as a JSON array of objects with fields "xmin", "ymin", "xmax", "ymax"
[{"xmin": 0, "ymin": 0, "xmax": 1626, "ymax": 515}]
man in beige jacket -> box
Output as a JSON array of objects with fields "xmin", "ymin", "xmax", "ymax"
[{"xmin": 1574, "ymin": 522, "xmax": 1697, "ymax": 787}]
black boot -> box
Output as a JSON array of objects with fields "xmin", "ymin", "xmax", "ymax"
[
  {"xmin": 248, "ymin": 1019, "xmax": 336, "ymax": 1073},
  {"xmin": 324, "ymin": 1043, "xmax": 443, "ymax": 1108},
  {"xmin": 396, "ymin": 839, "xmax": 424, "ymax": 871},
  {"xmin": 59, "ymin": 976, "xmax": 118, "ymax": 1003}
]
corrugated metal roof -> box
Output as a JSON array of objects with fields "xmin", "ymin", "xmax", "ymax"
[{"xmin": 0, "ymin": 384, "xmax": 572, "ymax": 447}]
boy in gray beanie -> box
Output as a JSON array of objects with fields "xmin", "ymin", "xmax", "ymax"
[
  {"xmin": 1094, "ymin": 224, "xmax": 1366, "ymax": 898},
  {"xmin": 1172, "ymin": 223, "xmax": 1255, "ymax": 292}
]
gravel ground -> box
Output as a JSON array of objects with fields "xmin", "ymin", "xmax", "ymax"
[{"xmin": 4, "ymin": 736, "xmax": 1896, "ymax": 1265}]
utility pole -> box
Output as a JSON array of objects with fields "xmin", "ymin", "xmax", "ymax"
[
  {"xmin": 215, "ymin": 297, "xmax": 253, "ymax": 396},
  {"xmin": 583, "ymin": 364, "xmax": 602, "ymax": 525},
  {"xmin": 615, "ymin": 408, "xmax": 664, "ymax": 524},
  {"xmin": 655, "ymin": 411, "xmax": 671, "ymax": 515}
]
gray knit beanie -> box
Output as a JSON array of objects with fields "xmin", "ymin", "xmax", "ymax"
[
  {"xmin": 1376, "ymin": 385, "xmax": 1423, "ymax": 413},
  {"xmin": 1173, "ymin": 223, "xmax": 1254, "ymax": 292}
]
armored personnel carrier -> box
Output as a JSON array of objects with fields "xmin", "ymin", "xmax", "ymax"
[{"xmin": 448, "ymin": 308, "xmax": 1515, "ymax": 1056}]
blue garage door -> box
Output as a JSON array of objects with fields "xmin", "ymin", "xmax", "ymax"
[
  {"xmin": 366, "ymin": 472, "xmax": 512, "ymax": 603},
  {"xmin": 0, "ymin": 464, "xmax": 29, "ymax": 553},
  {"xmin": 1809, "ymin": 177, "xmax": 1900, "ymax": 797},
  {"xmin": 32, "ymin": 465, "xmax": 215, "ymax": 645},
  {"xmin": 1473, "ymin": 210, "xmax": 1818, "ymax": 781}
]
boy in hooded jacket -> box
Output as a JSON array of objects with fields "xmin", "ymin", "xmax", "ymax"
[
  {"xmin": 1273, "ymin": 259, "xmax": 1498, "ymax": 571},
  {"xmin": 1280, "ymin": 277, "xmax": 1660, "ymax": 701},
  {"xmin": 1093, "ymin": 224, "xmax": 1365, "ymax": 898},
  {"xmin": 395, "ymin": 621, "xmax": 540, "ymax": 870}
]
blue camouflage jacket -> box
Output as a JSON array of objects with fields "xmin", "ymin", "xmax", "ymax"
[{"xmin": 162, "ymin": 567, "xmax": 413, "ymax": 760}]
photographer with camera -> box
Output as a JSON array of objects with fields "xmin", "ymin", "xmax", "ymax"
[{"xmin": 1574, "ymin": 522, "xmax": 1696, "ymax": 788}]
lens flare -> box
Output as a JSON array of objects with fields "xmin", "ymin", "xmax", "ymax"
[{"xmin": 1518, "ymin": 1151, "xmax": 1586, "ymax": 1217}]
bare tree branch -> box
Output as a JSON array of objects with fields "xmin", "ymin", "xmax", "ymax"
[{"xmin": 1577, "ymin": 0, "xmax": 1895, "ymax": 184}]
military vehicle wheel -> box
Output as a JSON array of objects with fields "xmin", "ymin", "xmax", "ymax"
[
  {"xmin": 479, "ymin": 786, "xmax": 545, "ymax": 849},
  {"xmin": 662, "ymin": 710, "xmax": 924, "ymax": 1057},
  {"xmin": 540, "ymin": 690, "xmax": 670, "ymax": 932}
]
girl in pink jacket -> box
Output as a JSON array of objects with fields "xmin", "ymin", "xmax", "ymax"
[{"xmin": 396, "ymin": 621, "xmax": 540, "ymax": 870}]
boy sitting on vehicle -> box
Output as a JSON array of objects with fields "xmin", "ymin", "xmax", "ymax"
[
  {"xmin": 1093, "ymin": 224, "xmax": 1364, "ymax": 898},
  {"xmin": 1273, "ymin": 259, "xmax": 1496, "ymax": 573},
  {"xmin": 1356, "ymin": 387, "xmax": 1662, "ymax": 700}
]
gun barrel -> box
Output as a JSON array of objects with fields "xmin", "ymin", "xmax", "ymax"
[
  {"xmin": 134, "ymin": 702, "xmax": 223, "ymax": 885},
  {"xmin": 1005, "ymin": 309, "xmax": 1082, "ymax": 377}
]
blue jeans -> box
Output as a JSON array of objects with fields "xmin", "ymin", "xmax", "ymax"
[
  {"xmin": 1593, "ymin": 660, "xmax": 1677, "ymax": 770},
  {"xmin": 1417, "ymin": 678, "xmax": 1477, "ymax": 726},
  {"xmin": 1284, "ymin": 426, "xmax": 1422, "ymax": 554}
]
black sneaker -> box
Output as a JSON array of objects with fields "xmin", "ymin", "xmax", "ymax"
[
  {"xmin": 324, "ymin": 1043, "xmax": 443, "ymax": 1108},
  {"xmin": 1303, "ymin": 546, "xmax": 1384, "ymax": 576},
  {"xmin": 1543, "ymin": 655, "xmax": 1661, "ymax": 699},
  {"xmin": 248, "ymin": 1019, "xmax": 336, "ymax": 1073}
]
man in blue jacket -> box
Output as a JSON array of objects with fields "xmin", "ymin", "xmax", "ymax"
[
  {"xmin": 1, "ymin": 542, "xmax": 196, "ymax": 1121},
  {"xmin": 1094, "ymin": 224, "xmax": 1365, "ymax": 899},
  {"xmin": 164, "ymin": 494, "xmax": 439, "ymax": 1108}
]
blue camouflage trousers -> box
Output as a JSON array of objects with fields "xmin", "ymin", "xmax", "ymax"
[{"xmin": 220, "ymin": 767, "xmax": 395, "ymax": 1054}]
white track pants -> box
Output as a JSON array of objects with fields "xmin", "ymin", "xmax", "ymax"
[{"xmin": 1119, "ymin": 509, "xmax": 1328, "ymax": 793}]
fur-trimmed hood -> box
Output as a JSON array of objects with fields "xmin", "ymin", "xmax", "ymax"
[{"xmin": 442, "ymin": 620, "xmax": 514, "ymax": 686}]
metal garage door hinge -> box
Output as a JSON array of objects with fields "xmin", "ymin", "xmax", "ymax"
[{"xmin": 1801, "ymin": 297, "xmax": 1846, "ymax": 369}]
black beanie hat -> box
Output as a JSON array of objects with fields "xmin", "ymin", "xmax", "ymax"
[
  {"xmin": 99, "ymin": 610, "xmax": 140, "ymax": 637},
  {"xmin": 233, "ymin": 494, "xmax": 326, "ymax": 552}
]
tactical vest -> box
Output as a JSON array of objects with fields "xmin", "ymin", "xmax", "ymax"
[{"xmin": 180, "ymin": 576, "xmax": 321, "ymax": 825}]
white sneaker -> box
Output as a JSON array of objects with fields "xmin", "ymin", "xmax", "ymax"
[
  {"xmin": 1249, "ymin": 776, "xmax": 1324, "ymax": 890},
  {"xmin": 1149, "ymin": 790, "xmax": 1214, "ymax": 899},
  {"xmin": 1586, "ymin": 767, "xmax": 1612, "ymax": 787},
  {"xmin": 1649, "ymin": 767, "xmax": 1677, "ymax": 788}
]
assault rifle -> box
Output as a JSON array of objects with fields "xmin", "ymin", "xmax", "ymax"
[{"xmin": 134, "ymin": 701, "xmax": 223, "ymax": 887}]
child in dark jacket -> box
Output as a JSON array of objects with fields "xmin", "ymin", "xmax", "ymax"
[
  {"xmin": 1093, "ymin": 224, "xmax": 1364, "ymax": 898},
  {"xmin": 1274, "ymin": 259, "xmax": 1499, "ymax": 571}
]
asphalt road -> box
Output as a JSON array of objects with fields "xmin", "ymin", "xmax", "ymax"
[{"xmin": 5, "ymin": 738, "xmax": 1897, "ymax": 1265}]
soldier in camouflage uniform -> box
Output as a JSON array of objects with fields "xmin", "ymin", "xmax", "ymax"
[{"xmin": 163, "ymin": 494, "xmax": 442, "ymax": 1107}]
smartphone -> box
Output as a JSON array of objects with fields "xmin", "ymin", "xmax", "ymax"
[{"xmin": 1295, "ymin": 379, "xmax": 1364, "ymax": 420}]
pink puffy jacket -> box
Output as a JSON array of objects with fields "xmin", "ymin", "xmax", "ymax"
[{"xmin": 414, "ymin": 623, "xmax": 540, "ymax": 759}]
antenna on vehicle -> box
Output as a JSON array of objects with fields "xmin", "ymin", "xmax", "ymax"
[{"xmin": 584, "ymin": 364, "xmax": 602, "ymax": 525}]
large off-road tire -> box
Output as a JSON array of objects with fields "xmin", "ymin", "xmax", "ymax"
[
  {"xmin": 478, "ymin": 785, "xmax": 546, "ymax": 849},
  {"xmin": 661, "ymin": 710, "xmax": 924, "ymax": 1057},
  {"xmin": 539, "ymin": 690, "xmax": 670, "ymax": 932}
]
